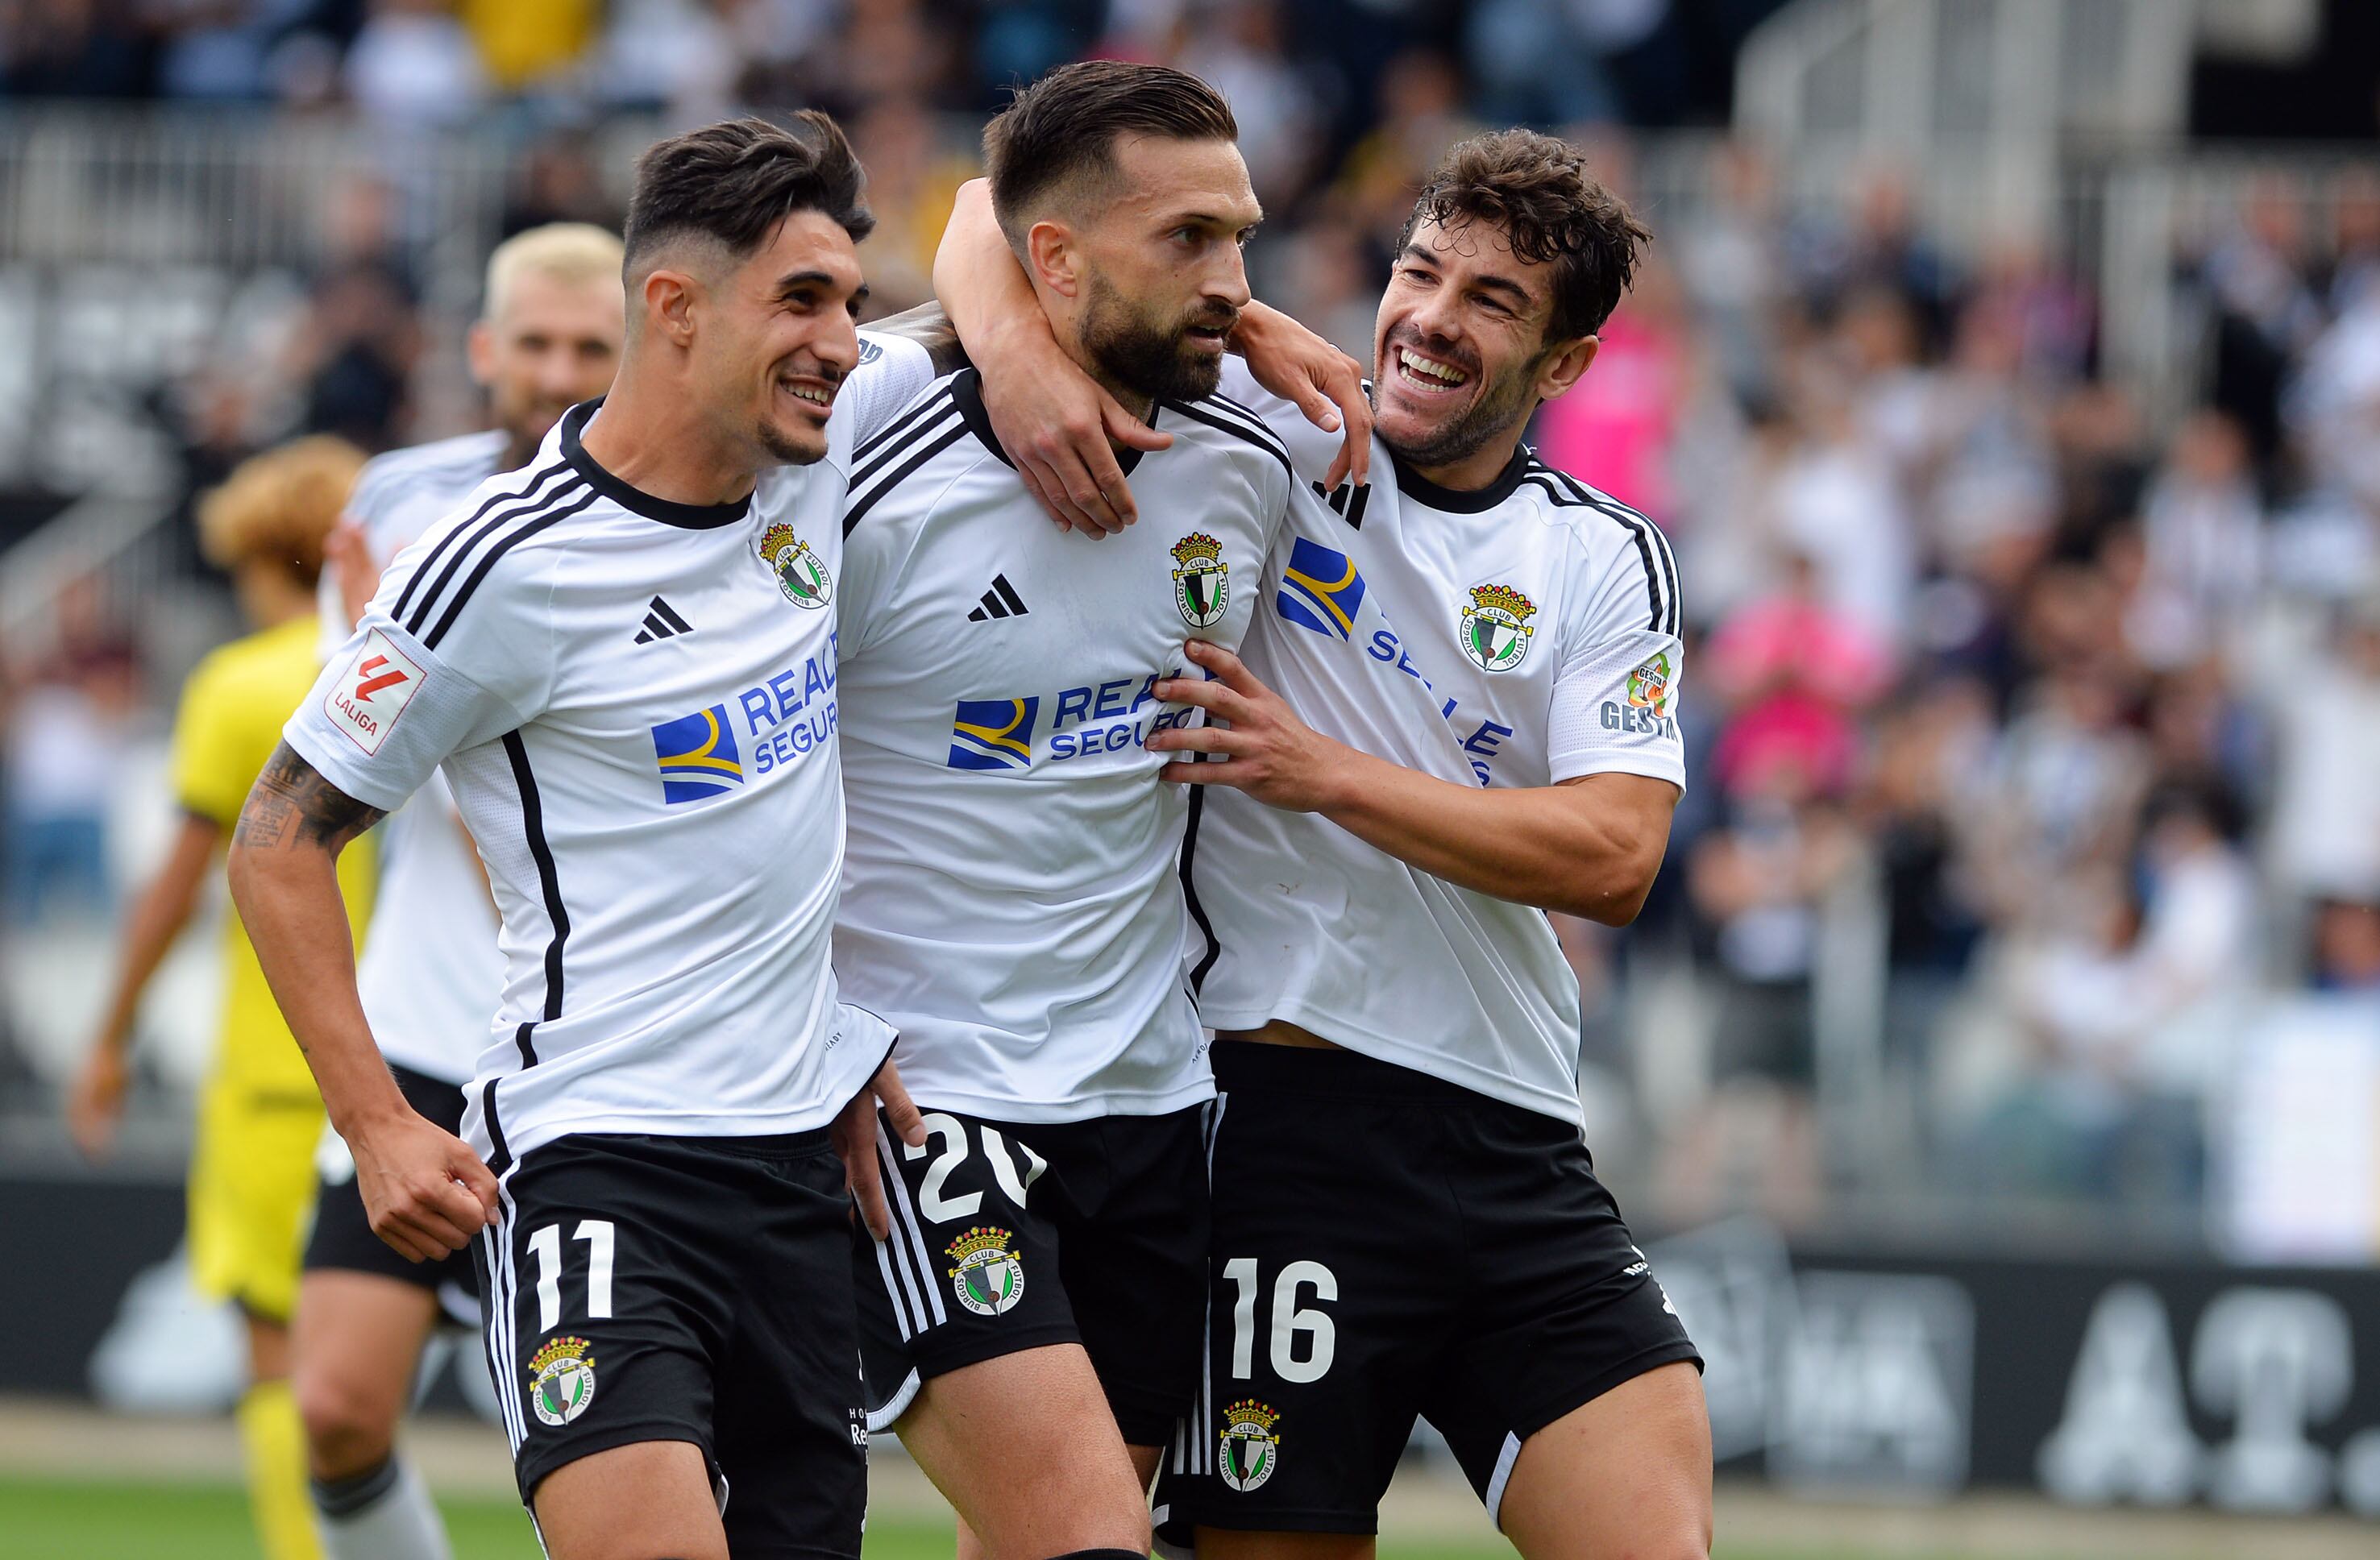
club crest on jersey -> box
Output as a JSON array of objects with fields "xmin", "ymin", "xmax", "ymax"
[
  {"xmin": 945, "ymin": 1226, "xmax": 1025, "ymax": 1316},
  {"xmin": 1276, "ymin": 537, "xmax": 1365, "ymax": 641},
  {"xmin": 1626, "ymin": 652, "xmax": 1673, "ymax": 717},
  {"xmin": 947, "ymin": 697, "xmax": 1040, "ymax": 771},
  {"xmin": 650, "ymin": 703, "xmax": 746, "ymax": 803},
  {"xmin": 1170, "ymin": 532, "xmax": 1230, "ymax": 629},
  {"xmin": 526, "ymin": 1336, "xmax": 596, "ymax": 1428},
  {"xmin": 1218, "ymin": 1400, "xmax": 1282, "ymax": 1492},
  {"xmin": 1460, "ymin": 583, "xmax": 1536, "ymax": 673},
  {"xmin": 758, "ymin": 521, "xmax": 833, "ymax": 609}
]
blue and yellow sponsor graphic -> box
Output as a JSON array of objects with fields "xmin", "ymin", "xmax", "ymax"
[
  {"xmin": 1277, "ymin": 537, "xmax": 1366, "ymax": 641},
  {"xmin": 650, "ymin": 703, "xmax": 746, "ymax": 803},
  {"xmin": 948, "ymin": 696, "xmax": 1040, "ymax": 771}
]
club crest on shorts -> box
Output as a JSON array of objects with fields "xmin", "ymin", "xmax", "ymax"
[
  {"xmin": 759, "ymin": 521, "xmax": 833, "ymax": 609},
  {"xmin": 945, "ymin": 1226, "xmax": 1025, "ymax": 1317},
  {"xmin": 1171, "ymin": 532, "xmax": 1230, "ymax": 628},
  {"xmin": 1218, "ymin": 1399, "xmax": 1281, "ymax": 1492},
  {"xmin": 1460, "ymin": 583, "xmax": 1536, "ymax": 672},
  {"xmin": 526, "ymin": 1336, "xmax": 596, "ymax": 1428},
  {"xmin": 1626, "ymin": 651, "xmax": 1673, "ymax": 717}
]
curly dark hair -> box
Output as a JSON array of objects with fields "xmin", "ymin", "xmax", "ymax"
[
  {"xmin": 983, "ymin": 60, "xmax": 1239, "ymax": 243},
  {"xmin": 624, "ymin": 112, "xmax": 873, "ymax": 273},
  {"xmin": 1397, "ymin": 129, "xmax": 1650, "ymax": 343}
]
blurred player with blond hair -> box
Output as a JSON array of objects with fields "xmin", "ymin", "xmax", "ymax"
[
  {"xmin": 296, "ymin": 220, "xmax": 624, "ymax": 1560},
  {"xmin": 69, "ymin": 434, "xmax": 376, "ymax": 1560}
]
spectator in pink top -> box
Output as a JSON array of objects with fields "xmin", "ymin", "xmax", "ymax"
[{"xmin": 1535, "ymin": 259, "xmax": 1690, "ymax": 523}]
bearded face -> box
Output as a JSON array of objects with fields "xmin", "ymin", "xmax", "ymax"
[{"xmin": 1078, "ymin": 269, "xmax": 1240, "ymax": 405}]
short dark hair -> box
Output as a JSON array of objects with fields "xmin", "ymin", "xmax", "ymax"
[
  {"xmin": 1398, "ymin": 130, "xmax": 1650, "ymax": 342},
  {"xmin": 982, "ymin": 60, "xmax": 1238, "ymax": 243},
  {"xmin": 624, "ymin": 112, "xmax": 873, "ymax": 275}
]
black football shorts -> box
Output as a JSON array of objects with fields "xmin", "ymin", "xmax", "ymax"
[
  {"xmin": 854, "ymin": 1103, "xmax": 1211, "ymax": 1447},
  {"xmin": 305, "ymin": 1063, "xmax": 480, "ymax": 1326},
  {"xmin": 1159, "ymin": 1043, "xmax": 1701, "ymax": 1538},
  {"xmin": 473, "ymin": 1129, "xmax": 867, "ymax": 1557}
]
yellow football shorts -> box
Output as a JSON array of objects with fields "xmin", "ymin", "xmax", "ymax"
[{"xmin": 186, "ymin": 1075, "xmax": 325, "ymax": 1325}]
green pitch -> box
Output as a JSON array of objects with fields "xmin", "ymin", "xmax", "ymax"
[{"xmin": 0, "ymin": 1475, "xmax": 1988, "ymax": 1560}]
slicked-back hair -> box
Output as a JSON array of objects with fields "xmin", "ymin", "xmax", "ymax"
[
  {"xmin": 982, "ymin": 60, "xmax": 1238, "ymax": 243},
  {"xmin": 1398, "ymin": 130, "xmax": 1651, "ymax": 343},
  {"xmin": 623, "ymin": 112, "xmax": 873, "ymax": 279}
]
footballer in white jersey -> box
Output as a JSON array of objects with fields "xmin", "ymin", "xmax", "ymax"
[
  {"xmin": 231, "ymin": 118, "xmax": 948, "ymax": 1560},
  {"xmin": 836, "ymin": 361, "xmax": 1294, "ymax": 1418},
  {"xmin": 294, "ymin": 223, "xmax": 628, "ymax": 1560},
  {"xmin": 831, "ymin": 61, "xmax": 1330, "ymax": 1560},
  {"xmin": 1127, "ymin": 134, "xmax": 1711, "ymax": 1555},
  {"xmin": 1186, "ymin": 354, "xmax": 1684, "ymax": 1119}
]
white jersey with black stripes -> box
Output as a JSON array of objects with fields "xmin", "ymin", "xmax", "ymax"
[
  {"xmin": 281, "ymin": 333, "xmax": 934, "ymax": 1166},
  {"xmin": 831, "ymin": 367, "xmax": 1309, "ymax": 1123},
  {"xmin": 1185, "ymin": 356, "xmax": 1688, "ymax": 1123},
  {"xmin": 325, "ymin": 429, "xmax": 509, "ymax": 1086}
]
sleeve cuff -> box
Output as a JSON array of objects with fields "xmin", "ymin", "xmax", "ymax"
[
  {"xmin": 1549, "ymin": 753, "xmax": 1688, "ymax": 793},
  {"xmin": 281, "ymin": 720, "xmax": 417, "ymax": 816}
]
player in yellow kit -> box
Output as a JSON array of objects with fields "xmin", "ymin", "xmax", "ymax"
[{"xmin": 69, "ymin": 434, "xmax": 376, "ymax": 1560}]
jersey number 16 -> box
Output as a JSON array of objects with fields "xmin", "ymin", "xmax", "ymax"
[{"xmin": 1223, "ymin": 1257, "xmax": 1337, "ymax": 1384}]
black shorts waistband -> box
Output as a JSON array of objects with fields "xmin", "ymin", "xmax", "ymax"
[
  {"xmin": 556, "ymin": 1126, "xmax": 837, "ymax": 1162},
  {"xmin": 1211, "ymin": 1039, "xmax": 1482, "ymax": 1106},
  {"xmin": 690, "ymin": 1126, "xmax": 835, "ymax": 1160}
]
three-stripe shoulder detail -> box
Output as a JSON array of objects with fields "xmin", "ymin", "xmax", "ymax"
[
  {"xmin": 1523, "ymin": 463, "xmax": 1680, "ymax": 636},
  {"xmin": 1165, "ymin": 395, "xmax": 1292, "ymax": 479},
  {"xmin": 851, "ymin": 386, "xmax": 960, "ymax": 479},
  {"xmin": 1208, "ymin": 391, "xmax": 1289, "ymax": 444},
  {"xmin": 843, "ymin": 396, "xmax": 973, "ymax": 537},
  {"xmin": 392, "ymin": 462, "xmax": 593, "ymax": 650}
]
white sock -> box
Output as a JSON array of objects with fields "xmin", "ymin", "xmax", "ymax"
[{"xmin": 313, "ymin": 1456, "xmax": 455, "ymax": 1560}]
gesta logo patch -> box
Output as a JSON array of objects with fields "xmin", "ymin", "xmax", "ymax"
[{"xmin": 1603, "ymin": 650, "xmax": 1680, "ymax": 738}]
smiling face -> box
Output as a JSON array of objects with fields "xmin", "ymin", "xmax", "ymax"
[
  {"xmin": 691, "ymin": 209, "xmax": 867, "ymax": 467},
  {"xmin": 471, "ymin": 268, "xmax": 625, "ymax": 454},
  {"xmin": 1371, "ymin": 215, "xmax": 1593, "ymax": 476},
  {"xmin": 1046, "ymin": 135, "xmax": 1261, "ymax": 405}
]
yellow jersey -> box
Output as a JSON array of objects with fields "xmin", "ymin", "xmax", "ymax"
[{"xmin": 169, "ymin": 614, "xmax": 372, "ymax": 1097}]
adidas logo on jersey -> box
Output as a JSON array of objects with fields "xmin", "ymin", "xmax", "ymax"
[
  {"xmin": 966, "ymin": 575, "xmax": 1030, "ymax": 622},
  {"xmin": 633, "ymin": 596, "xmax": 692, "ymax": 645}
]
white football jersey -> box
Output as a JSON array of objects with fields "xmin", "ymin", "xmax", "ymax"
[
  {"xmin": 285, "ymin": 335, "xmax": 933, "ymax": 1164},
  {"xmin": 1189, "ymin": 359, "xmax": 1686, "ymax": 1123},
  {"xmin": 329, "ymin": 430, "xmax": 509, "ymax": 1086},
  {"xmin": 833, "ymin": 368, "xmax": 1296, "ymax": 1122}
]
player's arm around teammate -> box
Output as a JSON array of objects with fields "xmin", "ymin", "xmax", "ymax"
[
  {"xmin": 836, "ymin": 64, "xmax": 1289, "ymax": 1560},
  {"xmin": 1151, "ymin": 639, "xmax": 1679, "ymax": 923},
  {"xmin": 932, "ymin": 176, "xmax": 1372, "ymax": 533},
  {"xmin": 1144, "ymin": 138, "xmax": 1709, "ymax": 1560},
  {"xmin": 938, "ymin": 116, "xmax": 1711, "ymax": 1557}
]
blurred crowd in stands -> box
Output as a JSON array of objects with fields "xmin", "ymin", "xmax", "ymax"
[
  {"xmin": 0, "ymin": 0, "xmax": 1767, "ymax": 127},
  {"xmin": 6, "ymin": 0, "xmax": 2380, "ymax": 1239}
]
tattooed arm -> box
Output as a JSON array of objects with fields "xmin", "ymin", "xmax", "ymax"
[{"xmin": 228, "ymin": 741, "xmax": 496, "ymax": 1259}]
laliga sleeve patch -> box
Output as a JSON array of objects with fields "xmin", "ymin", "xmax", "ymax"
[{"xmin": 325, "ymin": 628, "xmax": 426, "ymax": 755}]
